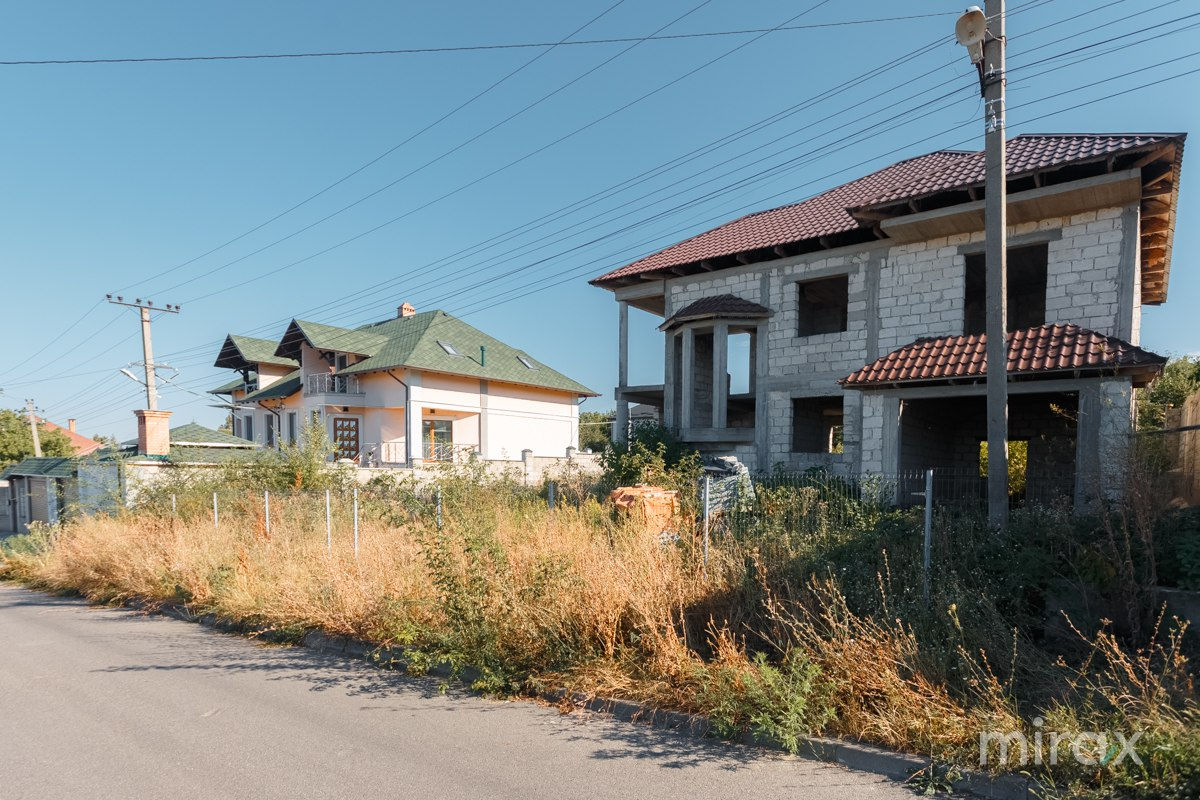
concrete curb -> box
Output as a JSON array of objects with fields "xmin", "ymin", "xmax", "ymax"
[{"xmin": 129, "ymin": 598, "xmax": 1037, "ymax": 800}]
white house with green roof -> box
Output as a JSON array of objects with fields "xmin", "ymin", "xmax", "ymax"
[{"xmin": 211, "ymin": 304, "xmax": 596, "ymax": 466}]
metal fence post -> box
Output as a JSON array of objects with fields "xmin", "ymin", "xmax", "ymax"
[
  {"xmin": 325, "ymin": 489, "xmax": 332, "ymax": 555},
  {"xmin": 264, "ymin": 490, "xmax": 270, "ymax": 535},
  {"xmin": 548, "ymin": 480, "xmax": 556, "ymax": 511},
  {"xmin": 702, "ymin": 475, "xmax": 711, "ymax": 569},
  {"xmin": 352, "ymin": 486, "xmax": 359, "ymax": 560},
  {"xmin": 212, "ymin": 492, "xmax": 218, "ymax": 529},
  {"xmin": 923, "ymin": 468, "xmax": 934, "ymax": 605},
  {"xmin": 435, "ymin": 485, "xmax": 443, "ymax": 531}
]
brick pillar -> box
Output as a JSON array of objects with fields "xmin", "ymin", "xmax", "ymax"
[{"xmin": 134, "ymin": 409, "xmax": 172, "ymax": 456}]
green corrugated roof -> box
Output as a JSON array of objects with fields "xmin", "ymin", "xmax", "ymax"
[
  {"xmin": 1, "ymin": 457, "xmax": 78, "ymax": 479},
  {"xmin": 339, "ymin": 311, "xmax": 595, "ymax": 395},
  {"xmin": 241, "ymin": 370, "xmax": 302, "ymax": 402}
]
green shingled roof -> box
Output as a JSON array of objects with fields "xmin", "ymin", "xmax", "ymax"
[
  {"xmin": 210, "ymin": 374, "xmax": 252, "ymax": 395},
  {"xmin": 169, "ymin": 423, "xmax": 256, "ymax": 446},
  {"xmin": 1, "ymin": 457, "xmax": 78, "ymax": 479},
  {"xmin": 220, "ymin": 310, "xmax": 593, "ymax": 398},
  {"xmin": 241, "ymin": 370, "xmax": 302, "ymax": 402},
  {"xmin": 214, "ymin": 334, "xmax": 298, "ymax": 370},
  {"xmin": 119, "ymin": 423, "xmax": 258, "ymax": 451},
  {"xmin": 276, "ymin": 319, "xmax": 388, "ymax": 360},
  {"xmin": 339, "ymin": 311, "xmax": 595, "ymax": 395}
]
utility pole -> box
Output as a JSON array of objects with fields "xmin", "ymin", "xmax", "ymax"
[
  {"xmin": 25, "ymin": 399, "xmax": 42, "ymax": 457},
  {"xmin": 982, "ymin": 0, "xmax": 1009, "ymax": 529},
  {"xmin": 956, "ymin": 4, "xmax": 1009, "ymax": 528},
  {"xmin": 106, "ymin": 295, "xmax": 180, "ymax": 410}
]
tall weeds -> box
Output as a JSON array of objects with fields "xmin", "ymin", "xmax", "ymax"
[{"xmin": 3, "ymin": 465, "xmax": 1196, "ymax": 799}]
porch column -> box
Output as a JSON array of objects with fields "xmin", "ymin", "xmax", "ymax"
[
  {"xmin": 663, "ymin": 331, "xmax": 677, "ymax": 431},
  {"xmin": 680, "ymin": 327, "xmax": 695, "ymax": 431},
  {"xmin": 615, "ymin": 300, "xmax": 630, "ymax": 444},
  {"xmin": 712, "ymin": 321, "xmax": 728, "ymax": 429},
  {"xmin": 754, "ymin": 321, "xmax": 769, "ymax": 471},
  {"xmin": 407, "ymin": 376, "xmax": 424, "ymax": 466}
]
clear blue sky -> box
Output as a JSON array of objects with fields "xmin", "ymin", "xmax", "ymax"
[{"xmin": 3, "ymin": 0, "xmax": 1197, "ymax": 440}]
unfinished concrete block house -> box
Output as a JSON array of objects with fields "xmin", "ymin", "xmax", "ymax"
[
  {"xmin": 594, "ymin": 133, "xmax": 1186, "ymax": 507},
  {"xmin": 211, "ymin": 306, "xmax": 595, "ymax": 467}
]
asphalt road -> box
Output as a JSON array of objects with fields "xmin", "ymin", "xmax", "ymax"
[{"xmin": 0, "ymin": 584, "xmax": 913, "ymax": 799}]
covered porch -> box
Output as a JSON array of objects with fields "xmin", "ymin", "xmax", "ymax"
[{"xmin": 844, "ymin": 324, "xmax": 1167, "ymax": 511}]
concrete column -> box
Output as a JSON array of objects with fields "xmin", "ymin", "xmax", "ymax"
[
  {"xmin": 615, "ymin": 301, "xmax": 630, "ymax": 443},
  {"xmin": 663, "ymin": 332, "xmax": 677, "ymax": 430},
  {"xmin": 680, "ymin": 327, "xmax": 695, "ymax": 431},
  {"xmin": 712, "ymin": 321, "xmax": 728, "ymax": 429},
  {"xmin": 1116, "ymin": 204, "xmax": 1141, "ymax": 343},
  {"xmin": 880, "ymin": 397, "xmax": 902, "ymax": 474},
  {"xmin": 753, "ymin": 321, "xmax": 769, "ymax": 471},
  {"xmin": 1074, "ymin": 383, "xmax": 1100, "ymax": 511}
]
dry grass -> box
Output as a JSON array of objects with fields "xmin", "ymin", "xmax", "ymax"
[{"xmin": 4, "ymin": 488, "xmax": 1197, "ymax": 798}]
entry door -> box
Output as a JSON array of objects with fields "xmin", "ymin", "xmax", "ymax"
[{"xmin": 332, "ymin": 416, "xmax": 360, "ymax": 461}]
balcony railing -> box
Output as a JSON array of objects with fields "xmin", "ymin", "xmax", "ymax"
[{"xmin": 304, "ymin": 372, "xmax": 362, "ymax": 396}]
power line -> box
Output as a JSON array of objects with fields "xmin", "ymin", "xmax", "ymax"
[
  {"xmin": 58, "ymin": 47, "xmax": 1197, "ymax": 427},
  {"xmin": 115, "ymin": 0, "xmax": 632, "ymax": 295},
  {"xmin": 2, "ymin": 13, "xmax": 958, "ymax": 67},
  {"xmin": 143, "ymin": 0, "xmax": 720, "ymax": 298},
  {"xmin": 14, "ymin": 0, "xmax": 1156, "ymax": 400},
  {"xmin": 61, "ymin": 0, "xmax": 1065, "ymax": 373}
]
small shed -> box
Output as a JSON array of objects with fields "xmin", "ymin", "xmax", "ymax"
[{"xmin": 1, "ymin": 457, "xmax": 79, "ymax": 533}]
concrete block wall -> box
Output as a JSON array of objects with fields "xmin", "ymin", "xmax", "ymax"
[{"xmin": 660, "ymin": 202, "xmax": 1142, "ymax": 475}]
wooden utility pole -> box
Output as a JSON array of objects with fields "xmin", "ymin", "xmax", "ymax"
[
  {"xmin": 983, "ymin": 0, "xmax": 1009, "ymax": 528},
  {"xmin": 106, "ymin": 295, "xmax": 180, "ymax": 410},
  {"xmin": 25, "ymin": 399, "xmax": 42, "ymax": 457}
]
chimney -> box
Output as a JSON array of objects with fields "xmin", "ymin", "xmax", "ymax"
[
  {"xmin": 398, "ymin": 302, "xmax": 416, "ymax": 318},
  {"xmin": 68, "ymin": 418, "xmax": 77, "ymax": 433},
  {"xmin": 133, "ymin": 409, "xmax": 172, "ymax": 456}
]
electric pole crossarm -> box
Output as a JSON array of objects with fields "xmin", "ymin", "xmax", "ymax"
[{"xmin": 105, "ymin": 295, "xmax": 180, "ymax": 412}]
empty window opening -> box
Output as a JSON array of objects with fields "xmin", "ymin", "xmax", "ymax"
[
  {"xmin": 265, "ymin": 415, "xmax": 276, "ymax": 448},
  {"xmin": 791, "ymin": 396, "xmax": 845, "ymax": 453},
  {"xmin": 287, "ymin": 412, "xmax": 297, "ymax": 445},
  {"xmin": 727, "ymin": 332, "xmax": 751, "ymax": 395},
  {"xmin": 244, "ymin": 415, "xmax": 254, "ymax": 442},
  {"xmin": 796, "ymin": 275, "xmax": 849, "ymax": 337},
  {"xmin": 964, "ymin": 243, "xmax": 1048, "ymax": 335}
]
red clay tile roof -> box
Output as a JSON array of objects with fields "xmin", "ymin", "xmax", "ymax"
[
  {"xmin": 841, "ymin": 324, "xmax": 1166, "ymax": 388},
  {"xmin": 35, "ymin": 417, "xmax": 104, "ymax": 456},
  {"xmin": 592, "ymin": 133, "xmax": 1182, "ymax": 285},
  {"xmin": 660, "ymin": 294, "xmax": 771, "ymax": 330},
  {"xmin": 853, "ymin": 133, "xmax": 1178, "ymax": 209},
  {"xmin": 592, "ymin": 150, "xmax": 974, "ymax": 284}
]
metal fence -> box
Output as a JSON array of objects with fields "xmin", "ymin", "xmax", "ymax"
[{"xmin": 701, "ymin": 465, "xmax": 1076, "ymax": 544}]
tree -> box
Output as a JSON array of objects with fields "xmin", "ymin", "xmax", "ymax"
[
  {"xmin": 0, "ymin": 409, "xmax": 75, "ymax": 469},
  {"xmin": 1137, "ymin": 356, "xmax": 1200, "ymax": 430},
  {"xmin": 578, "ymin": 410, "xmax": 614, "ymax": 453}
]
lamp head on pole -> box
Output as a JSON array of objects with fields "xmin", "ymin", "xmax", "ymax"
[{"xmin": 955, "ymin": 6, "xmax": 987, "ymax": 64}]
